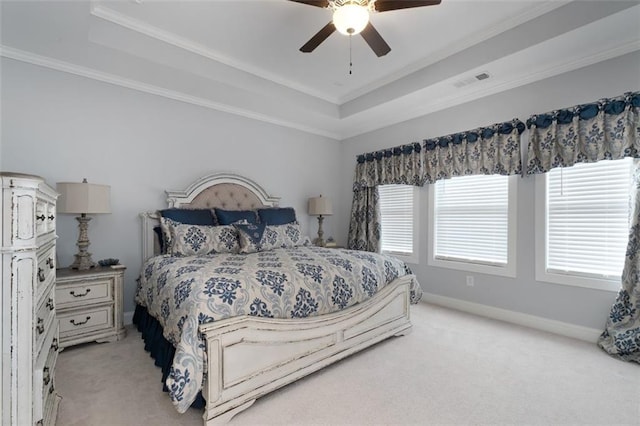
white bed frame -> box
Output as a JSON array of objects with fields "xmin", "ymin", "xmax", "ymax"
[{"xmin": 140, "ymin": 172, "xmax": 414, "ymax": 425}]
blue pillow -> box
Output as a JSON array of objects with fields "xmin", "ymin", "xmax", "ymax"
[
  {"xmin": 214, "ymin": 208, "xmax": 258, "ymax": 225},
  {"xmin": 153, "ymin": 226, "xmax": 166, "ymax": 254},
  {"xmin": 159, "ymin": 208, "xmax": 216, "ymax": 225},
  {"xmin": 257, "ymin": 207, "xmax": 297, "ymax": 225}
]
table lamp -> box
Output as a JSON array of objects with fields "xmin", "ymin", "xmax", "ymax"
[
  {"xmin": 56, "ymin": 179, "xmax": 111, "ymax": 270},
  {"xmin": 308, "ymin": 195, "xmax": 333, "ymax": 247}
]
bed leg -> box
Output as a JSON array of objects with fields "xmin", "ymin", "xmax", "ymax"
[{"xmin": 204, "ymin": 399, "xmax": 256, "ymax": 425}]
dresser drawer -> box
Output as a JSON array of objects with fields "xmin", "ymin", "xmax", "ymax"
[
  {"xmin": 59, "ymin": 305, "xmax": 114, "ymax": 338},
  {"xmin": 56, "ymin": 276, "xmax": 113, "ymax": 309},
  {"xmin": 34, "ymin": 322, "xmax": 59, "ymax": 424},
  {"xmin": 34, "ymin": 284, "xmax": 56, "ymax": 355},
  {"xmin": 36, "ymin": 189, "xmax": 57, "ymax": 238},
  {"xmin": 36, "ymin": 243, "xmax": 56, "ymax": 298}
]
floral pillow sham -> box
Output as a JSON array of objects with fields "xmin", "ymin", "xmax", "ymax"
[
  {"xmin": 235, "ymin": 223, "xmax": 310, "ymax": 254},
  {"xmin": 160, "ymin": 217, "xmax": 240, "ymax": 256}
]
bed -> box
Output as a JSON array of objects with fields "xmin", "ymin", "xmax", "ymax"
[{"xmin": 135, "ymin": 172, "xmax": 422, "ymax": 425}]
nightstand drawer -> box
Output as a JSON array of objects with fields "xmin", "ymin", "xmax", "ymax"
[
  {"xmin": 59, "ymin": 305, "xmax": 114, "ymax": 338},
  {"xmin": 56, "ymin": 277, "xmax": 113, "ymax": 309}
]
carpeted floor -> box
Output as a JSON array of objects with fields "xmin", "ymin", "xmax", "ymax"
[{"xmin": 55, "ymin": 302, "xmax": 640, "ymax": 425}]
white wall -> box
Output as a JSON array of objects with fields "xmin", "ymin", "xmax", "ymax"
[
  {"xmin": 338, "ymin": 51, "xmax": 640, "ymax": 330},
  {"xmin": 0, "ymin": 58, "xmax": 343, "ymax": 314}
]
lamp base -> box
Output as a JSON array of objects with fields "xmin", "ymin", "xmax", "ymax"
[
  {"xmin": 69, "ymin": 252, "xmax": 97, "ymax": 270},
  {"xmin": 314, "ymin": 215, "xmax": 326, "ymax": 247},
  {"xmin": 70, "ymin": 214, "xmax": 97, "ymax": 270}
]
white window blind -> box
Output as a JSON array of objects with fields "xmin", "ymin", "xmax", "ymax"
[
  {"xmin": 434, "ymin": 175, "xmax": 509, "ymax": 265},
  {"xmin": 546, "ymin": 158, "xmax": 634, "ymax": 279},
  {"xmin": 379, "ymin": 185, "xmax": 414, "ymax": 255}
]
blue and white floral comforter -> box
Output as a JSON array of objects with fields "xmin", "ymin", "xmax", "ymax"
[{"xmin": 135, "ymin": 246, "xmax": 422, "ymax": 413}]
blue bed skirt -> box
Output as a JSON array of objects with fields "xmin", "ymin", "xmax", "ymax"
[{"xmin": 132, "ymin": 304, "xmax": 205, "ymax": 409}]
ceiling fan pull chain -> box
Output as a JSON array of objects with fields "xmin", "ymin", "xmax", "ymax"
[{"xmin": 349, "ymin": 34, "xmax": 353, "ymax": 75}]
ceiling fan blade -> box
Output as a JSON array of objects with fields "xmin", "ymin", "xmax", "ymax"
[
  {"xmin": 360, "ymin": 23, "xmax": 391, "ymax": 57},
  {"xmin": 300, "ymin": 22, "xmax": 336, "ymax": 53},
  {"xmin": 288, "ymin": 0, "xmax": 330, "ymax": 8},
  {"xmin": 374, "ymin": 0, "xmax": 441, "ymax": 12}
]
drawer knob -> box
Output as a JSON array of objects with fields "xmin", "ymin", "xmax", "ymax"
[
  {"xmin": 38, "ymin": 268, "xmax": 46, "ymax": 282},
  {"xmin": 47, "ymin": 257, "xmax": 55, "ymax": 269},
  {"xmin": 36, "ymin": 317, "xmax": 45, "ymax": 334},
  {"xmin": 70, "ymin": 288, "xmax": 91, "ymax": 298},
  {"xmin": 48, "ymin": 214, "xmax": 55, "ymax": 220},
  {"xmin": 46, "ymin": 297, "xmax": 54, "ymax": 311},
  {"xmin": 43, "ymin": 367, "xmax": 51, "ymax": 385},
  {"xmin": 70, "ymin": 316, "xmax": 91, "ymax": 326},
  {"xmin": 36, "ymin": 214, "xmax": 46, "ymax": 221},
  {"xmin": 51, "ymin": 338, "xmax": 59, "ymax": 352}
]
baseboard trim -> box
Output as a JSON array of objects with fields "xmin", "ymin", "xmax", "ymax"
[
  {"xmin": 124, "ymin": 310, "xmax": 134, "ymax": 326},
  {"xmin": 421, "ymin": 293, "xmax": 603, "ymax": 343}
]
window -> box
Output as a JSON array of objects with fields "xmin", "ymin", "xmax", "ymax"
[
  {"xmin": 536, "ymin": 158, "xmax": 635, "ymax": 291},
  {"xmin": 428, "ymin": 174, "xmax": 517, "ymax": 277},
  {"xmin": 378, "ymin": 185, "xmax": 418, "ymax": 263}
]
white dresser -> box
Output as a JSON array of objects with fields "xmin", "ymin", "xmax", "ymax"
[{"xmin": 1, "ymin": 173, "xmax": 61, "ymax": 426}]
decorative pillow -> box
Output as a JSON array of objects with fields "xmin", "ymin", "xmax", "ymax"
[
  {"xmin": 159, "ymin": 217, "xmax": 181, "ymax": 253},
  {"xmin": 236, "ymin": 223, "xmax": 310, "ymax": 254},
  {"xmin": 214, "ymin": 208, "xmax": 258, "ymax": 225},
  {"xmin": 153, "ymin": 226, "xmax": 166, "ymax": 254},
  {"xmin": 161, "ymin": 218, "xmax": 239, "ymax": 256},
  {"xmin": 159, "ymin": 208, "xmax": 217, "ymax": 225},
  {"xmin": 257, "ymin": 207, "xmax": 297, "ymax": 225}
]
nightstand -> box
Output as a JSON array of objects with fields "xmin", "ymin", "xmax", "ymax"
[{"xmin": 55, "ymin": 266, "xmax": 127, "ymax": 349}]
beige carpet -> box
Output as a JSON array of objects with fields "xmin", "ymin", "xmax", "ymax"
[{"xmin": 56, "ymin": 303, "xmax": 640, "ymax": 425}]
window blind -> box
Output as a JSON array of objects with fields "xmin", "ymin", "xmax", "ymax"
[
  {"xmin": 434, "ymin": 175, "xmax": 509, "ymax": 265},
  {"xmin": 546, "ymin": 158, "xmax": 634, "ymax": 279},
  {"xmin": 379, "ymin": 185, "xmax": 414, "ymax": 255}
]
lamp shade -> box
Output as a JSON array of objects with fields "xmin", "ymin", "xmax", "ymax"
[
  {"xmin": 57, "ymin": 181, "xmax": 111, "ymax": 214},
  {"xmin": 308, "ymin": 196, "xmax": 333, "ymax": 216}
]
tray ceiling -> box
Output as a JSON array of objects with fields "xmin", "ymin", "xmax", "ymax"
[{"xmin": 2, "ymin": 0, "xmax": 639, "ymax": 139}]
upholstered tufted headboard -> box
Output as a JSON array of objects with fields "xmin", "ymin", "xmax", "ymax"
[{"xmin": 141, "ymin": 172, "xmax": 280, "ymax": 261}]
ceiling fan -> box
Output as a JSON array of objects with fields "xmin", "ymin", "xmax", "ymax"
[{"xmin": 290, "ymin": 0, "xmax": 442, "ymax": 57}]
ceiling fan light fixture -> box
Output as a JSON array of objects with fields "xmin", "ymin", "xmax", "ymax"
[{"xmin": 333, "ymin": 4, "xmax": 369, "ymax": 35}]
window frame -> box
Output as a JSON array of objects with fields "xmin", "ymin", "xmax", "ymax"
[
  {"xmin": 378, "ymin": 185, "xmax": 420, "ymax": 265},
  {"xmin": 534, "ymin": 162, "xmax": 631, "ymax": 293},
  {"xmin": 427, "ymin": 174, "xmax": 518, "ymax": 277}
]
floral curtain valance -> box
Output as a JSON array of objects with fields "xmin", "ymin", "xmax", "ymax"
[
  {"xmin": 526, "ymin": 91, "xmax": 640, "ymax": 174},
  {"xmin": 422, "ymin": 119, "xmax": 525, "ymax": 183},
  {"xmin": 353, "ymin": 142, "xmax": 424, "ymax": 190}
]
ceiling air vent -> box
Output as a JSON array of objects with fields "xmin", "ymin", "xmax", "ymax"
[{"xmin": 453, "ymin": 72, "xmax": 491, "ymax": 88}]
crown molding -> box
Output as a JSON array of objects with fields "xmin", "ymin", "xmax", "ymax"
[
  {"xmin": 90, "ymin": 4, "xmax": 341, "ymax": 104},
  {"xmin": 0, "ymin": 45, "xmax": 341, "ymax": 140}
]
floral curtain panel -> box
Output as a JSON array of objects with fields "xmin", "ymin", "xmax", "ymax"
[
  {"xmin": 526, "ymin": 91, "xmax": 640, "ymax": 363},
  {"xmin": 526, "ymin": 92, "xmax": 640, "ymax": 174},
  {"xmin": 347, "ymin": 143, "xmax": 423, "ymax": 251},
  {"xmin": 598, "ymin": 161, "xmax": 640, "ymax": 363},
  {"xmin": 422, "ymin": 119, "xmax": 525, "ymax": 183}
]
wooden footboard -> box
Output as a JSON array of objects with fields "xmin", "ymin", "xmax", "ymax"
[{"xmin": 199, "ymin": 275, "xmax": 413, "ymax": 425}]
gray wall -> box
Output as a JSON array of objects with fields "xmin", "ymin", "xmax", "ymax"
[
  {"xmin": 0, "ymin": 58, "xmax": 343, "ymax": 314},
  {"xmin": 3, "ymin": 51, "xmax": 640, "ymax": 329},
  {"xmin": 337, "ymin": 51, "xmax": 640, "ymax": 330}
]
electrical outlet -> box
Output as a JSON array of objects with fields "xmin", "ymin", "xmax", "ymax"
[{"xmin": 466, "ymin": 275, "xmax": 475, "ymax": 287}]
